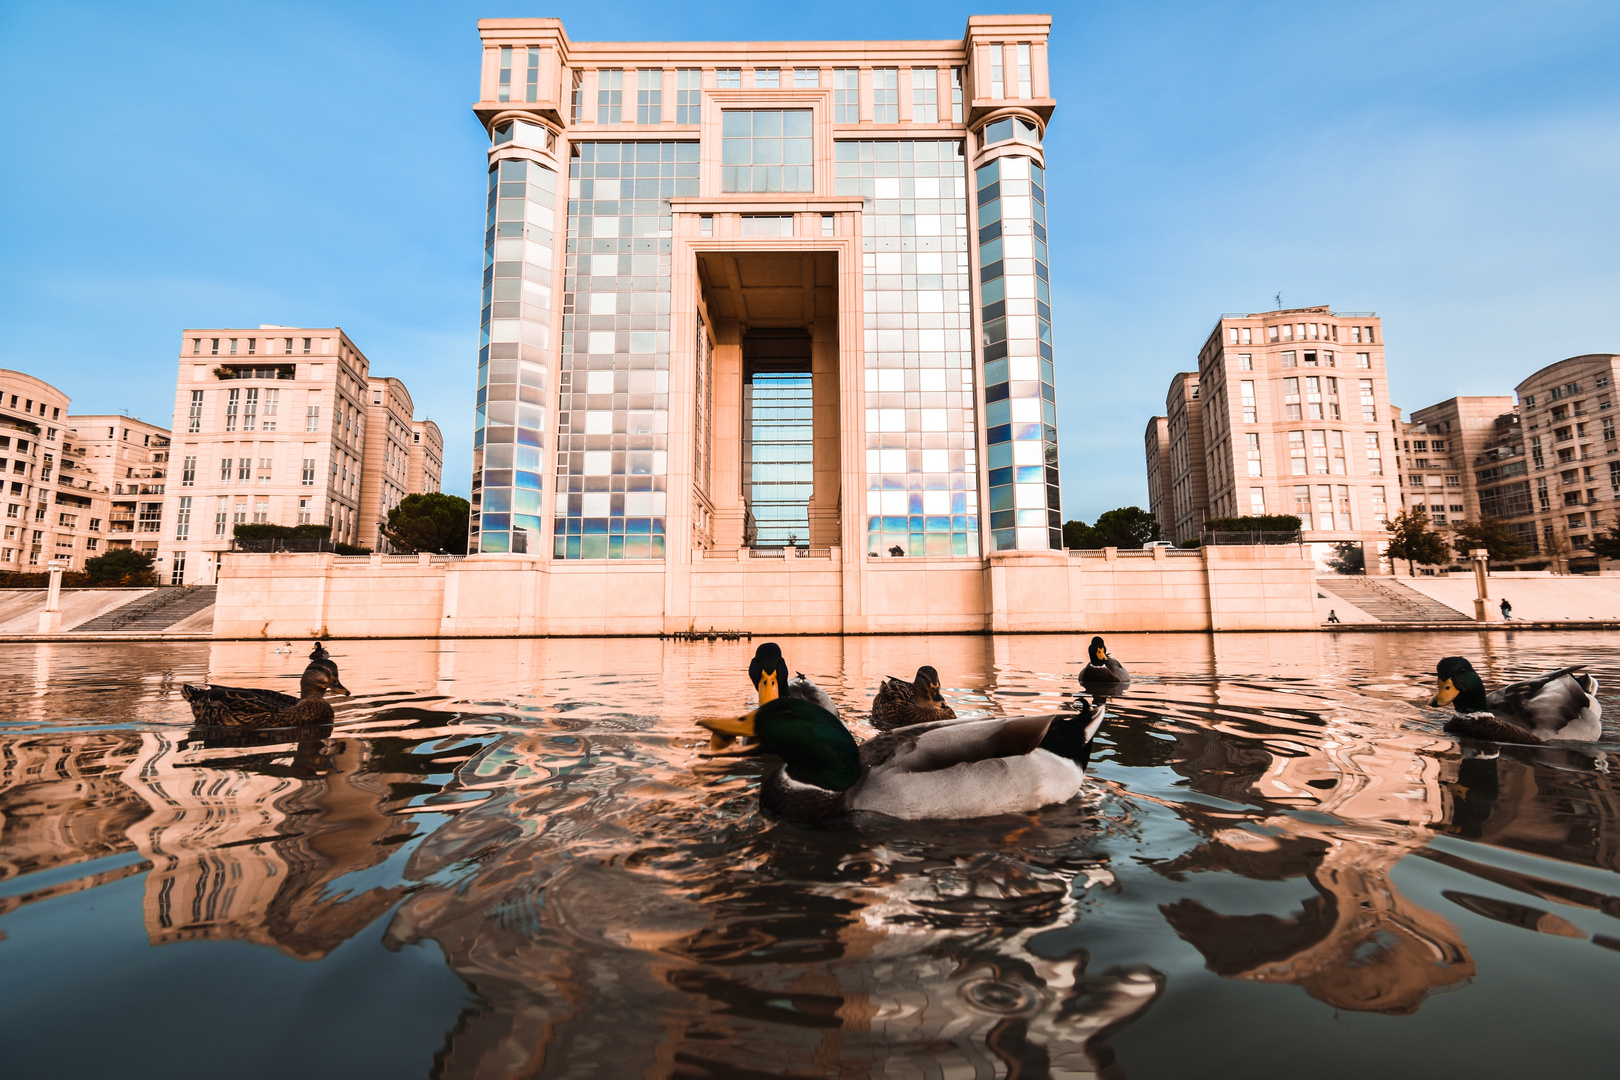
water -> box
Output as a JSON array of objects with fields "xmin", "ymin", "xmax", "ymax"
[{"xmin": 3, "ymin": 632, "xmax": 1617, "ymax": 1079}]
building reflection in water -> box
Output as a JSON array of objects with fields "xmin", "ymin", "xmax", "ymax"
[{"xmin": 2, "ymin": 633, "xmax": 1618, "ymax": 1077}]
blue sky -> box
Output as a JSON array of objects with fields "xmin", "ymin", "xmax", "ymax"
[{"xmin": 2, "ymin": 1, "xmax": 1616, "ymax": 522}]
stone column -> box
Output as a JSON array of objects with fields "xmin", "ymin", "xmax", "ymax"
[{"xmin": 38, "ymin": 559, "xmax": 68, "ymax": 633}]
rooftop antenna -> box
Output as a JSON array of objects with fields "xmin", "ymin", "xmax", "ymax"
[{"xmin": 1275, "ymin": 292, "xmax": 1283, "ymax": 310}]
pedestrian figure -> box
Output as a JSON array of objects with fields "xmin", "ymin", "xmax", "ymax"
[
  {"xmin": 1326, "ymin": 609, "xmax": 1341, "ymax": 624},
  {"xmin": 1500, "ymin": 598, "xmax": 1512, "ymax": 620}
]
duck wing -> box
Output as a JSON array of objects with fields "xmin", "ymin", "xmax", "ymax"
[
  {"xmin": 788, "ymin": 673, "xmax": 839, "ymax": 719},
  {"xmin": 1445, "ymin": 713, "xmax": 1544, "ymax": 745},
  {"xmin": 181, "ymin": 684, "xmax": 298, "ymax": 725},
  {"xmin": 851, "ymin": 715, "xmax": 1085, "ymax": 820},
  {"xmin": 1488, "ymin": 668, "xmax": 1602, "ymax": 740},
  {"xmin": 1080, "ymin": 659, "xmax": 1129, "ymax": 685}
]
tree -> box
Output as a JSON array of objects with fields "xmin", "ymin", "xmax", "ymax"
[
  {"xmin": 1062, "ymin": 519, "xmax": 1101, "ymax": 549},
  {"xmin": 1450, "ymin": 517, "xmax": 1530, "ymax": 564},
  {"xmin": 382, "ymin": 493, "xmax": 471, "ymax": 555},
  {"xmin": 1385, "ymin": 508, "xmax": 1449, "ymax": 575},
  {"xmin": 1590, "ymin": 514, "xmax": 1620, "ymax": 561},
  {"xmin": 81, "ymin": 548, "xmax": 158, "ymax": 586},
  {"xmin": 1325, "ymin": 540, "xmax": 1365, "ymax": 574},
  {"xmin": 1091, "ymin": 506, "xmax": 1162, "ymax": 549}
]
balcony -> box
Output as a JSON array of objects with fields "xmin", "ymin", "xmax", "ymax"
[{"xmin": 213, "ymin": 364, "xmax": 297, "ymax": 381}]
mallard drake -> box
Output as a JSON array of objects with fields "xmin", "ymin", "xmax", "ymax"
[
  {"xmin": 1079, "ymin": 636, "xmax": 1129, "ymax": 686},
  {"xmin": 870, "ymin": 665, "xmax": 957, "ymax": 730},
  {"xmin": 1431, "ymin": 656, "xmax": 1602, "ymax": 744},
  {"xmin": 750, "ymin": 642, "xmax": 839, "ymax": 717},
  {"xmin": 697, "ymin": 695, "xmax": 1106, "ymax": 823},
  {"xmin": 181, "ymin": 641, "xmax": 351, "ymax": 726}
]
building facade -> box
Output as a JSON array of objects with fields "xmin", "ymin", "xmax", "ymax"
[
  {"xmin": 0, "ymin": 371, "xmax": 113, "ymax": 572},
  {"xmin": 1513, "ymin": 354, "xmax": 1620, "ymax": 571},
  {"xmin": 1161, "ymin": 372, "xmax": 1208, "ymax": 546},
  {"xmin": 1143, "ymin": 415, "xmax": 1169, "ymax": 541},
  {"xmin": 359, "ymin": 377, "xmax": 417, "ymax": 552},
  {"xmin": 465, "ymin": 15, "xmax": 1065, "ymax": 566},
  {"xmin": 67, "ymin": 415, "xmax": 171, "ymax": 558},
  {"xmin": 409, "ymin": 420, "xmax": 444, "ymax": 498},
  {"xmin": 160, "ymin": 327, "xmax": 404, "ymax": 584},
  {"xmin": 1395, "ymin": 397, "xmax": 1521, "ymax": 541},
  {"xmin": 1148, "ymin": 307, "xmax": 1397, "ymax": 567}
]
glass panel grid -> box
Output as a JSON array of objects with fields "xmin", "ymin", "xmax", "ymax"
[
  {"xmin": 552, "ymin": 141, "xmax": 700, "ymax": 559},
  {"xmin": 975, "ymin": 153, "xmax": 1059, "ymax": 551},
  {"xmin": 872, "ymin": 68, "xmax": 899, "ymax": 123},
  {"xmin": 720, "ymin": 110, "xmax": 813, "ymax": 193},
  {"xmin": 911, "ymin": 68, "xmax": 938, "ymax": 124},
  {"xmin": 836, "ymin": 139, "xmax": 980, "ymax": 558},
  {"xmin": 473, "ymin": 157, "xmax": 559, "ymax": 553},
  {"xmin": 596, "ymin": 69, "xmax": 622, "ymax": 124},
  {"xmin": 675, "ymin": 68, "xmax": 701, "ymax": 123},
  {"xmin": 746, "ymin": 373, "xmax": 813, "ymax": 546},
  {"xmin": 833, "ymin": 68, "xmax": 859, "ymax": 123},
  {"xmin": 635, "ymin": 68, "xmax": 662, "ymax": 124}
]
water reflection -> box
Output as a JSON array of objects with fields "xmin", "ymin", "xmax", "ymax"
[{"xmin": 1, "ymin": 633, "xmax": 1617, "ymax": 1078}]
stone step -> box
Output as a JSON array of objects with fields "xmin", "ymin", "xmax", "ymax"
[
  {"xmin": 1316, "ymin": 576, "xmax": 1472, "ymax": 623},
  {"xmin": 72, "ymin": 586, "xmax": 218, "ymax": 632}
]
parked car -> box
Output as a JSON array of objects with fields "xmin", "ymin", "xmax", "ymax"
[{"xmin": 1142, "ymin": 540, "xmax": 1174, "ymax": 549}]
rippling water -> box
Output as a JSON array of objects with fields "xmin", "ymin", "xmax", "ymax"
[{"xmin": 3, "ymin": 632, "xmax": 1617, "ymax": 1079}]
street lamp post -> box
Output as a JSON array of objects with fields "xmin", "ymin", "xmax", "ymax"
[{"xmin": 1469, "ymin": 547, "xmax": 1497, "ymax": 622}]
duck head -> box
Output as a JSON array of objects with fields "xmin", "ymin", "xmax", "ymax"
[
  {"xmin": 1432, "ymin": 656, "xmax": 1488, "ymax": 712},
  {"xmin": 912, "ymin": 665, "xmax": 945, "ymax": 702},
  {"xmin": 749, "ymin": 642, "xmax": 790, "ymax": 704},
  {"xmin": 300, "ymin": 654, "xmax": 350, "ymax": 699},
  {"xmin": 1088, "ymin": 636, "xmax": 1108, "ymax": 664},
  {"xmin": 698, "ymin": 698, "xmax": 862, "ymax": 792}
]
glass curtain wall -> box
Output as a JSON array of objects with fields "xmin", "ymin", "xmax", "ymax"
[
  {"xmin": 975, "ymin": 151, "xmax": 1061, "ymax": 551},
  {"xmin": 835, "ymin": 140, "xmax": 980, "ymax": 557},
  {"xmin": 554, "ymin": 141, "xmax": 699, "ymax": 559},
  {"xmin": 744, "ymin": 370, "xmax": 814, "ymax": 546},
  {"xmin": 473, "ymin": 156, "xmax": 557, "ymax": 554}
]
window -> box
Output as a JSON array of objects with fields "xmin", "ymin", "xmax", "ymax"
[
  {"xmin": 188, "ymin": 390, "xmax": 203, "ymax": 433},
  {"xmin": 243, "ymin": 387, "xmax": 258, "ymax": 431},
  {"xmin": 833, "ymin": 68, "xmax": 859, "ymax": 123},
  {"xmin": 1241, "ymin": 380, "xmax": 1256, "ymax": 423},
  {"xmin": 699, "ymin": 214, "xmax": 713, "ymax": 236},
  {"xmin": 138, "ymin": 502, "xmax": 161, "ymax": 532},
  {"xmin": 258, "ymin": 457, "xmax": 273, "ymax": 483},
  {"xmin": 302, "ymin": 337, "xmax": 312, "ymax": 354},
  {"xmin": 298, "ymin": 497, "xmax": 311, "ymax": 525},
  {"xmin": 262, "ymin": 388, "xmax": 278, "ymax": 430},
  {"xmin": 247, "ymin": 337, "xmax": 256, "ymax": 355},
  {"xmin": 597, "ymin": 69, "xmax": 623, "ymax": 123},
  {"xmin": 174, "ymin": 496, "xmax": 191, "ymax": 540},
  {"xmin": 498, "ymin": 46, "xmax": 511, "ymax": 102},
  {"xmin": 1359, "ymin": 379, "xmax": 1376, "ymax": 421},
  {"xmin": 302, "ymin": 457, "xmax": 316, "ymax": 485},
  {"xmin": 306, "ymin": 405, "xmax": 320, "ymax": 432},
  {"xmin": 220, "ymin": 457, "xmax": 232, "ymax": 482},
  {"xmin": 794, "ymin": 67, "xmax": 818, "ymax": 88},
  {"xmin": 950, "ymin": 67, "xmax": 964, "ymax": 122},
  {"xmin": 636, "ymin": 68, "xmax": 662, "ymax": 124},
  {"xmin": 912, "ymin": 68, "xmax": 938, "ymax": 122},
  {"xmin": 1289, "ymin": 430, "xmax": 1306, "ymax": 474},
  {"xmin": 675, "ymin": 68, "xmax": 700, "ymax": 123},
  {"xmin": 1246, "ymin": 432, "xmax": 1262, "ymax": 475},
  {"xmin": 1531, "ymin": 434, "xmax": 1544, "ymax": 468},
  {"xmin": 1250, "ymin": 487, "xmax": 1266, "ymax": 513},
  {"xmin": 238, "ymin": 457, "xmax": 251, "ymax": 482},
  {"xmin": 225, "ymin": 388, "xmax": 239, "ymax": 431},
  {"xmin": 872, "ymin": 68, "xmax": 898, "ymax": 122},
  {"xmin": 1366, "ymin": 433, "xmax": 1383, "ymax": 475},
  {"xmin": 181, "ymin": 455, "xmax": 196, "ymax": 486},
  {"xmin": 1238, "ymin": 354, "xmax": 1252, "ymax": 370},
  {"xmin": 990, "ymin": 45, "xmax": 1003, "ymax": 98},
  {"xmin": 821, "ymin": 213, "xmax": 834, "ymax": 236},
  {"xmin": 524, "ymin": 46, "xmax": 540, "ymax": 103},
  {"xmin": 721, "ymin": 110, "xmax": 813, "ymax": 192},
  {"xmin": 191, "ymin": 338, "xmax": 201, "ymax": 354},
  {"xmin": 1281, "ymin": 350, "xmax": 1296, "ymax": 367},
  {"xmin": 1017, "ymin": 43, "xmax": 1032, "ymax": 98},
  {"xmin": 715, "ymin": 67, "xmax": 740, "ymax": 88},
  {"xmin": 372, "ymin": 389, "xmax": 383, "ymax": 405},
  {"xmin": 214, "ymin": 497, "xmax": 227, "ymax": 537},
  {"xmin": 253, "ymin": 499, "xmax": 269, "ymax": 524},
  {"xmin": 1293, "ymin": 485, "xmax": 1312, "ymax": 529},
  {"xmin": 752, "ymin": 67, "xmax": 779, "ymax": 88},
  {"xmin": 741, "ymin": 215, "xmax": 793, "ymax": 237}
]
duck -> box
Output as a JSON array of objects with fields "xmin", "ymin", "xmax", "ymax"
[
  {"xmin": 706, "ymin": 642, "xmax": 838, "ymax": 753},
  {"xmin": 181, "ymin": 641, "xmax": 351, "ymax": 726},
  {"xmin": 1431, "ymin": 656, "xmax": 1602, "ymax": 744},
  {"xmin": 1079, "ymin": 636, "xmax": 1129, "ymax": 686},
  {"xmin": 870, "ymin": 665, "xmax": 957, "ymax": 730},
  {"xmin": 697, "ymin": 687, "xmax": 1107, "ymax": 823},
  {"xmin": 274, "ymin": 642, "xmax": 293, "ymax": 654}
]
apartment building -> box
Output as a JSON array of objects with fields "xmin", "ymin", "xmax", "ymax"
[
  {"xmin": 1394, "ymin": 396, "xmax": 1520, "ymax": 532},
  {"xmin": 359, "ymin": 377, "xmax": 417, "ymax": 552},
  {"xmin": 1147, "ymin": 307, "xmax": 1397, "ymax": 567},
  {"xmin": 161, "ymin": 327, "xmax": 384, "ymax": 585},
  {"xmin": 1162, "ymin": 372, "xmax": 1209, "ymax": 546},
  {"xmin": 67, "ymin": 415, "xmax": 172, "ymax": 557},
  {"xmin": 0, "ymin": 371, "xmax": 112, "ymax": 572},
  {"xmin": 1144, "ymin": 415, "xmax": 1169, "ymax": 541},
  {"xmin": 1514, "ymin": 354, "xmax": 1620, "ymax": 571},
  {"xmin": 409, "ymin": 420, "xmax": 444, "ymax": 497}
]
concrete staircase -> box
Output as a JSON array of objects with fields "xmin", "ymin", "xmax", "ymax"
[
  {"xmin": 72, "ymin": 586, "xmax": 217, "ymax": 632},
  {"xmin": 1317, "ymin": 576, "xmax": 1472, "ymax": 623}
]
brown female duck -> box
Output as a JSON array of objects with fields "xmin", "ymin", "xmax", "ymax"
[
  {"xmin": 181, "ymin": 641, "xmax": 350, "ymax": 726},
  {"xmin": 870, "ymin": 665, "xmax": 957, "ymax": 731}
]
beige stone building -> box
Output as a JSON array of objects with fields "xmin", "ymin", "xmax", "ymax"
[
  {"xmin": 359, "ymin": 377, "xmax": 417, "ymax": 552},
  {"xmin": 161, "ymin": 327, "xmax": 380, "ymax": 585},
  {"xmin": 1143, "ymin": 415, "xmax": 1169, "ymax": 540},
  {"xmin": 1161, "ymin": 372, "xmax": 1208, "ymax": 545},
  {"xmin": 1514, "ymin": 353, "xmax": 1620, "ymax": 571},
  {"xmin": 409, "ymin": 420, "xmax": 444, "ymax": 498},
  {"xmin": 67, "ymin": 415, "xmax": 172, "ymax": 558},
  {"xmin": 1147, "ymin": 307, "xmax": 1397, "ymax": 567},
  {"xmin": 0, "ymin": 370, "xmax": 113, "ymax": 572}
]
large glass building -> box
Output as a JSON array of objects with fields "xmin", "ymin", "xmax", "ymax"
[{"xmin": 467, "ymin": 15, "xmax": 1064, "ymax": 569}]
